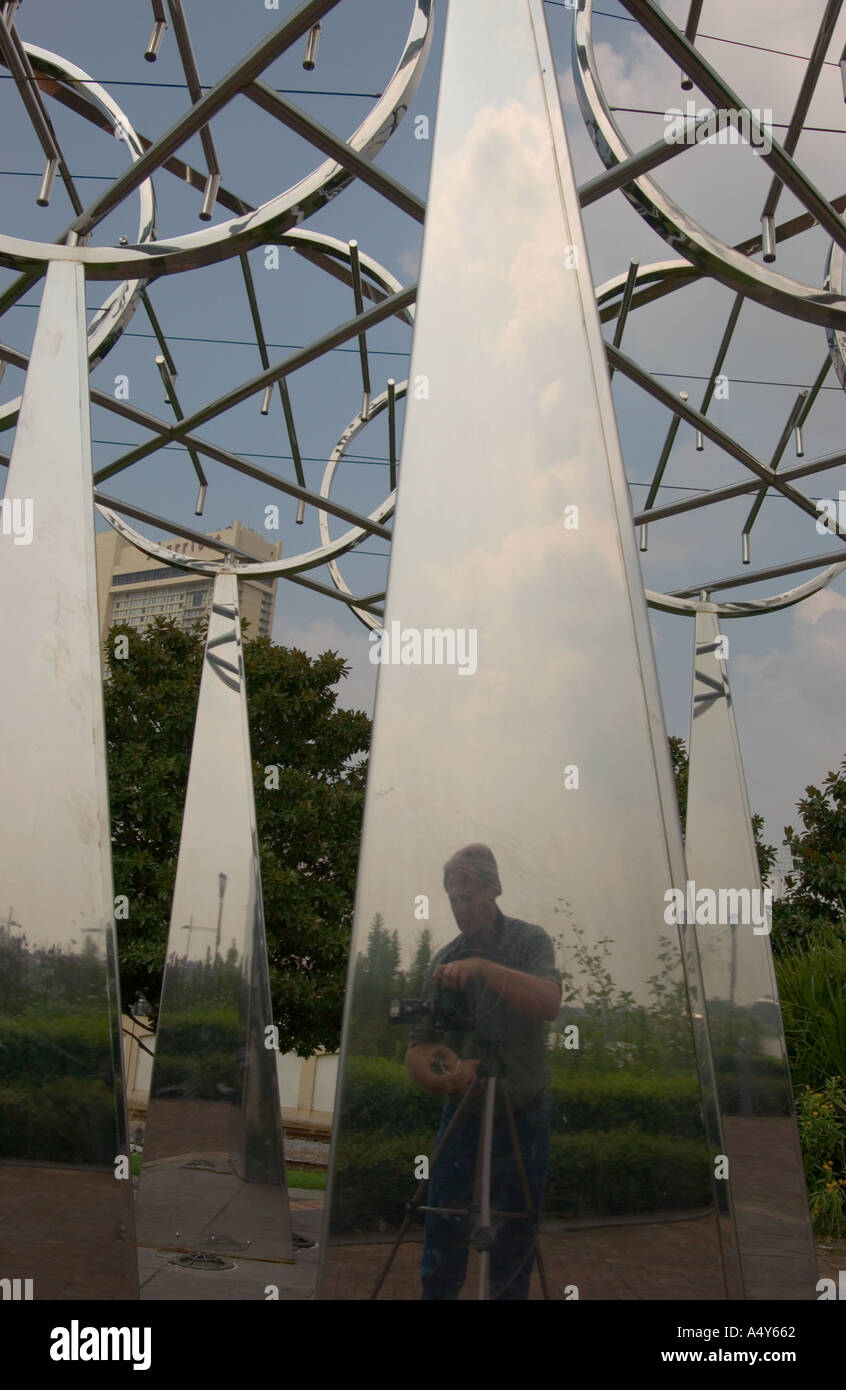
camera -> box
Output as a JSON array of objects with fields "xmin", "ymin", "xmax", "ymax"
[{"xmin": 388, "ymin": 986, "xmax": 475, "ymax": 1035}]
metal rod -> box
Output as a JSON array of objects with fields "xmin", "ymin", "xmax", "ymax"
[
  {"xmin": 759, "ymin": 0, "xmax": 842, "ymax": 231},
  {"xmin": 239, "ymin": 250, "xmax": 307, "ymax": 520},
  {"xmin": 303, "ymin": 22, "xmax": 321, "ymax": 70},
  {"xmin": 141, "ymin": 290, "xmax": 178, "ymax": 379},
  {"xmin": 154, "ymin": 353, "xmax": 209, "ymax": 511},
  {"xmin": 36, "ymin": 158, "xmax": 58, "ymax": 208},
  {"xmin": 797, "ymin": 355, "xmax": 832, "ymax": 425},
  {"xmin": 145, "ymin": 20, "xmax": 167, "ymax": 62},
  {"xmin": 387, "ymin": 378, "xmax": 397, "ymax": 491},
  {"xmin": 94, "ymin": 282, "xmax": 417, "ymax": 482},
  {"xmin": 200, "ymin": 172, "xmax": 221, "ymax": 221},
  {"xmin": 680, "ymin": 0, "xmax": 703, "ymax": 90},
  {"xmin": 67, "ymin": 0, "xmax": 343, "ymax": 239},
  {"xmin": 156, "ymin": 354, "xmax": 175, "ymax": 405},
  {"xmin": 742, "ymin": 531, "xmax": 750, "ymax": 565},
  {"xmin": 761, "ymin": 215, "xmax": 776, "ymax": 264},
  {"xmin": 609, "ymin": 260, "xmax": 638, "ymax": 381},
  {"xmin": 840, "ymin": 41, "xmax": 846, "ymax": 101},
  {"xmin": 246, "ymin": 80, "xmax": 426, "ymax": 223},
  {"xmin": 260, "ymin": 385, "xmax": 273, "ymax": 416},
  {"xmin": 673, "ymin": 548, "xmax": 846, "ymax": 598},
  {"xmin": 741, "ymin": 390, "xmax": 808, "ymax": 536},
  {"xmin": 167, "ymin": 0, "xmax": 222, "ymax": 221},
  {"xmin": 0, "ymin": 270, "xmax": 44, "ymax": 320},
  {"xmin": 349, "ymin": 240, "xmax": 372, "ymax": 415},
  {"xmin": 0, "ymin": 17, "xmax": 84, "ymax": 215},
  {"xmin": 578, "ymin": 112, "xmax": 714, "ymax": 207}
]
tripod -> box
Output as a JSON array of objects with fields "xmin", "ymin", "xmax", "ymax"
[{"xmin": 370, "ymin": 1055, "xmax": 551, "ymax": 1300}]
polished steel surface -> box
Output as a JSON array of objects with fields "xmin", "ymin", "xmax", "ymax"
[
  {"xmin": 0, "ymin": 0, "xmax": 433, "ymax": 279},
  {"xmin": 318, "ymin": 0, "xmax": 734, "ymax": 1301},
  {"xmin": 685, "ymin": 608, "xmax": 817, "ymax": 1299},
  {"xmin": 0, "ymin": 261, "xmax": 138, "ymax": 1299},
  {"xmin": 136, "ymin": 572, "xmax": 292, "ymax": 1284}
]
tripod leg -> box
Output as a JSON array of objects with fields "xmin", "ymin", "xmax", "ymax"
[
  {"xmin": 369, "ymin": 1079, "xmax": 482, "ymax": 1300},
  {"xmin": 476, "ymin": 1076, "xmax": 497, "ymax": 1301},
  {"xmin": 502, "ymin": 1090, "xmax": 551, "ymax": 1301}
]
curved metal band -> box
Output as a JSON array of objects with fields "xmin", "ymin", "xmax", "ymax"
[
  {"xmin": 0, "ymin": 1, "xmax": 432, "ymax": 280},
  {"xmin": 318, "ymin": 382, "xmax": 410, "ymax": 629},
  {"xmin": 646, "ymin": 561, "xmax": 846, "ymax": 618},
  {"xmin": 573, "ymin": 1, "xmax": 846, "ymax": 330}
]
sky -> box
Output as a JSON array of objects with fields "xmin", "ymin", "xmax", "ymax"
[{"xmin": 1, "ymin": 0, "xmax": 846, "ymax": 858}]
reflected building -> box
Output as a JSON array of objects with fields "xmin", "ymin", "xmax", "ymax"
[{"xmin": 95, "ymin": 523, "xmax": 280, "ymax": 641}]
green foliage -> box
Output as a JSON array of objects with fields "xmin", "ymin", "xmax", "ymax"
[
  {"xmin": 341, "ymin": 1055, "xmax": 705, "ymax": 1139},
  {"xmin": 772, "ymin": 757, "xmax": 846, "ymax": 956},
  {"xmin": 0, "ymin": 1078, "xmax": 117, "ymax": 1165},
  {"xmin": 774, "ymin": 939, "xmax": 846, "ymax": 1091},
  {"xmin": 549, "ymin": 917, "xmax": 698, "ymax": 1073},
  {"xmin": 103, "ymin": 618, "xmax": 371, "ymax": 1056},
  {"xmin": 544, "ymin": 1128, "xmax": 711, "ymax": 1217},
  {"xmin": 330, "ymin": 1123, "xmax": 711, "ymax": 1232},
  {"xmin": 796, "ymin": 1079, "xmax": 846, "ymax": 1239},
  {"xmin": 287, "ymin": 1168, "xmax": 327, "ymax": 1190},
  {"xmin": 347, "ymin": 920, "xmax": 440, "ymax": 1060}
]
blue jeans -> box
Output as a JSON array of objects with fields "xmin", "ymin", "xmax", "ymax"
[{"xmin": 419, "ymin": 1093, "xmax": 550, "ymax": 1300}]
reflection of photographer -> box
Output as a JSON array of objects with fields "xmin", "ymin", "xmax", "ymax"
[{"xmin": 405, "ymin": 844, "xmax": 561, "ymax": 1300}]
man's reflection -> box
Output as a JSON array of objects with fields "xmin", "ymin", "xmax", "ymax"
[{"xmin": 405, "ymin": 844, "xmax": 561, "ymax": 1299}]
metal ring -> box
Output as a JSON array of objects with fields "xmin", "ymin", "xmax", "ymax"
[
  {"xmin": 646, "ymin": 561, "xmax": 846, "ymax": 618},
  {"xmin": 318, "ymin": 381, "xmax": 410, "ymax": 630}
]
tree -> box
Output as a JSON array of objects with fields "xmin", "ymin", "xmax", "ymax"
[
  {"xmin": 350, "ymin": 914, "xmax": 403, "ymax": 1057},
  {"xmin": 104, "ymin": 618, "xmax": 371, "ymax": 1056},
  {"xmin": 669, "ymin": 735, "xmax": 777, "ymax": 882},
  {"xmin": 407, "ymin": 927, "xmax": 434, "ymax": 999},
  {"xmin": 771, "ymin": 757, "xmax": 846, "ymax": 956}
]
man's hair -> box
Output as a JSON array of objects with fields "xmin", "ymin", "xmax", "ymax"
[{"xmin": 443, "ymin": 843, "xmax": 502, "ymax": 895}]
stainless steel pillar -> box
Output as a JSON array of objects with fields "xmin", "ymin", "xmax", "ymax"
[
  {"xmin": 318, "ymin": 0, "xmax": 736, "ymax": 1300},
  {"xmin": 0, "ymin": 260, "xmax": 138, "ymax": 1299},
  {"xmin": 686, "ymin": 605, "xmax": 817, "ymax": 1298},
  {"xmin": 135, "ymin": 571, "xmax": 292, "ymax": 1297}
]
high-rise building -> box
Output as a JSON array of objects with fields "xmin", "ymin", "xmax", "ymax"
[{"xmin": 95, "ymin": 522, "xmax": 281, "ymax": 643}]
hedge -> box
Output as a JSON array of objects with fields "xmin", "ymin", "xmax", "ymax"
[{"xmin": 329, "ymin": 1125, "xmax": 711, "ymax": 1232}]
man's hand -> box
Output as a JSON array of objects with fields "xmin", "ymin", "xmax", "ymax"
[
  {"xmin": 433, "ymin": 957, "xmax": 489, "ymax": 991},
  {"xmin": 405, "ymin": 1043, "xmax": 481, "ymax": 1097}
]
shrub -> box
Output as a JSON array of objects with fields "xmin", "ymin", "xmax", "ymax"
[
  {"xmin": 775, "ymin": 941, "xmax": 846, "ymax": 1091},
  {"xmin": 796, "ymin": 1077, "xmax": 846, "ymax": 1239},
  {"xmin": 329, "ymin": 1124, "xmax": 711, "ymax": 1232}
]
